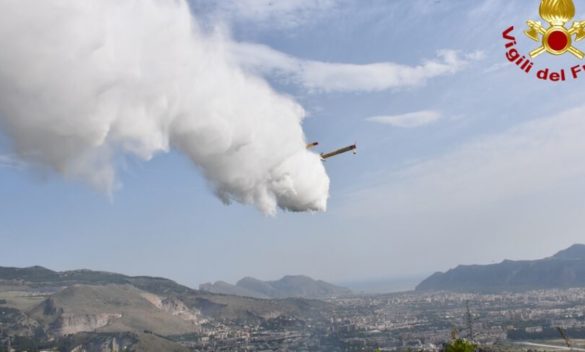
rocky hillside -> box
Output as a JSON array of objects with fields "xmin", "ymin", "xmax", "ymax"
[
  {"xmin": 0, "ymin": 266, "xmax": 334, "ymax": 350},
  {"xmin": 200, "ymin": 275, "xmax": 352, "ymax": 299},
  {"xmin": 29, "ymin": 284, "xmax": 202, "ymax": 336},
  {"xmin": 416, "ymin": 244, "xmax": 585, "ymax": 293},
  {"xmin": 51, "ymin": 332, "xmax": 189, "ymax": 352}
]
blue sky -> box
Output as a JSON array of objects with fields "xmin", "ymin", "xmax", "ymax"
[{"xmin": 2, "ymin": 0, "xmax": 585, "ymax": 288}]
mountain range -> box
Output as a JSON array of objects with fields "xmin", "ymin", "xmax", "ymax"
[
  {"xmin": 0, "ymin": 266, "xmax": 332, "ymax": 351},
  {"xmin": 199, "ymin": 275, "xmax": 352, "ymax": 299},
  {"xmin": 3, "ymin": 244, "xmax": 585, "ymax": 350},
  {"xmin": 416, "ymin": 244, "xmax": 585, "ymax": 292}
]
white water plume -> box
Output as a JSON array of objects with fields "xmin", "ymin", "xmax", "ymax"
[{"xmin": 0, "ymin": 0, "xmax": 330, "ymax": 214}]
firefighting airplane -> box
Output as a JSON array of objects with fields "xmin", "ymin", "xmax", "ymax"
[{"xmin": 306, "ymin": 142, "xmax": 357, "ymax": 160}]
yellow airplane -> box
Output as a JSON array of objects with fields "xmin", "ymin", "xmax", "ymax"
[{"xmin": 306, "ymin": 142, "xmax": 357, "ymax": 160}]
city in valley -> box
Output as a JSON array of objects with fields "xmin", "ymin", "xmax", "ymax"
[
  {"xmin": 177, "ymin": 289, "xmax": 585, "ymax": 351},
  {"xmin": 2, "ymin": 245, "xmax": 585, "ymax": 352}
]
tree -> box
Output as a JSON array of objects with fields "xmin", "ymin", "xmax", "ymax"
[{"xmin": 444, "ymin": 339, "xmax": 477, "ymax": 352}]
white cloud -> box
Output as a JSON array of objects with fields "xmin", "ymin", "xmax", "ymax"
[
  {"xmin": 346, "ymin": 106, "xmax": 585, "ymax": 217},
  {"xmin": 0, "ymin": 154, "xmax": 24, "ymax": 169},
  {"xmin": 204, "ymin": 0, "xmax": 337, "ymax": 28},
  {"xmin": 367, "ymin": 110, "xmax": 441, "ymax": 128},
  {"xmin": 232, "ymin": 43, "xmax": 482, "ymax": 93},
  {"xmin": 334, "ymin": 106, "xmax": 585, "ymax": 275}
]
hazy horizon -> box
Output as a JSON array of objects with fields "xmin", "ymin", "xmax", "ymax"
[{"xmin": 2, "ymin": 242, "xmax": 581, "ymax": 293}]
